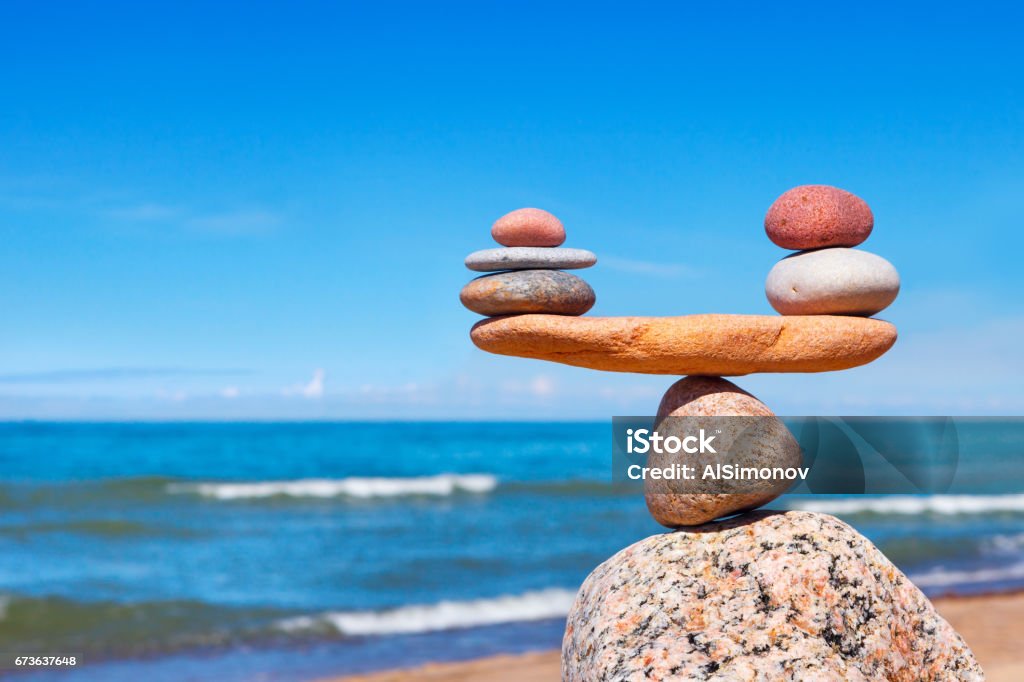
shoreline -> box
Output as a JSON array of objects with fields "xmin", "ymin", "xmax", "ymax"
[{"xmin": 326, "ymin": 591, "xmax": 1024, "ymax": 682}]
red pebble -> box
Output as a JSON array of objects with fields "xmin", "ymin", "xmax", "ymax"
[
  {"xmin": 765, "ymin": 185, "xmax": 873, "ymax": 250},
  {"xmin": 491, "ymin": 208, "xmax": 565, "ymax": 247}
]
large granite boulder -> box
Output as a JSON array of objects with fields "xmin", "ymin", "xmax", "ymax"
[{"xmin": 563, "ymin": 511, "xmax": 982, "ymax": 681}]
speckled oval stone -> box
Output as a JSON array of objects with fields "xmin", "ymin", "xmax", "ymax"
[
  {"xmin": 465, "ymin": 247, "xmax": 596, "ymax": 272},
  {"xmin": 563, "ymin": 510, "xmax": 983, "ymax": 682},
  {"xmin": 460, "ymin": 270, "xmax": 594, "ymax": 317},
  {"xmin": 491, "ymin": 208, "xmax": 565, "ymax": 247},
  {"xmin": 645, "ymin": 377, "xmax": 801, "ymax": 527},
  {"xmin": 766, "ymin": 247, "xmax": 900, "ymax": 316},
  {"xmin": 765, "ymin": 185, "xmax": 873, "ymax": 250}
]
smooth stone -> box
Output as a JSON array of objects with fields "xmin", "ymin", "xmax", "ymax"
[
  {"xmin": 491, "ymin": 208, "xmax": 565, "ymax": 247},
  {"xmin": 465, "ymin": 247, "xmax": 597, "ymax": 272},
  {"xmin": 460, "ymin": 270, "xmax": 595, "ymax": 317},
  {"xmin": 645, "ymin": 377, "xmax": 801, "ymax": 527},
  {"xmin": 470, "ymin": 314, "xmax": 897, "ymax": 375},
  {"xmin": 562, "ymin": 511, "xmax": 982, "ymax": 681},
  {"xmin": 765, "ymin": 185, "xmax": 873, "ymax": 250},
  {"xmin": 766, "ymin": 247, "xmax": 900, "ymax": 316}
]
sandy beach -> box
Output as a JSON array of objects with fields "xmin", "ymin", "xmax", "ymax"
[{"xmin": 330, "ymin": 591, "xmax": 1024, "ymax": 682}]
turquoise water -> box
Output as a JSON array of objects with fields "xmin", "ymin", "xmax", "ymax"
[{"xmin": 1, "ymin": 422, "xmax": 1023, "ymax": 681}]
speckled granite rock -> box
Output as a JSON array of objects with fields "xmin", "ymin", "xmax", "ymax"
[
  {"xmin": 646, "ymin": 377, "xmax": 801, "ymax": 527},
  {"xmin": 470, "ymin": 314, "xmax": 897, "ymax": 375},
  {"xmin": 460, "ymin": 270, "xmax": 595, "ymax": 316},
  {"xmin": 765, "ymin": 185, "xmax": 873, "ymax": 250},
  {"xmin": 465, "ymin": 247, "xmax": 597, "ymax": 272},
  {"xmin": 766, "ymin": 248, "xmax": 900, "ymax": 317},
  {"xmin": 563, "ymin": 511, "xmax": 982, "ymax": 681}
]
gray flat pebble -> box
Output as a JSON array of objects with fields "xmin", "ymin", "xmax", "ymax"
[{"xmin": 465, "ymin": 247, "xmax": 597, "ymax": 272}]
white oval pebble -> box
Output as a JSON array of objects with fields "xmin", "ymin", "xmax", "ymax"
[{"xmin": 765, "ymin": 248, "xmax": 899, "ymax": 316}]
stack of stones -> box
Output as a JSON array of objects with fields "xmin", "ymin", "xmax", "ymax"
[
  {"xmin": 764, "ymin": 185, "xmax": 900, "ymax": 317},
  {"xmin": 648, "ymin": 186, "xmax": 901, "ymax": 528},
  {"xmin": 464, "ymin": 191, "xmax": 983, "ymax": 680},
  {"xmin": 459, "ymin": 208, "xmax": 597, "ymax": 317}
]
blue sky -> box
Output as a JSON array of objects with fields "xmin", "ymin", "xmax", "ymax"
[{"xmin": 1, "ymin": 1, "xmax": 1022, "ymax": 419}]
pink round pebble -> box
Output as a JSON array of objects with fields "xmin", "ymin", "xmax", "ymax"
[
  {"xmin": 491, "ymin": 208, "xmax": 565, "ymax": 247},
  {"xmin": 765, "ymin": 185, "xmax": 873, "ymax": 250}
]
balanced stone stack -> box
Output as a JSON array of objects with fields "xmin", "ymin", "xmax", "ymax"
[
  {"xmin": 765, "ymin": 185, "xmax": 900, "ymax": 317},
  {"xmin": 460, "ymin": 208, "xmax": 597, "ymax": 317},
  {"xmin": 463, "ymin": 191, "xmax": 983, "ymax": 680}
]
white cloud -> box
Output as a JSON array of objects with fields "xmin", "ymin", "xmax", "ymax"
[
  {"xmin": 498, "ymin": 374, "xmax": 558, "ymax": 399},
  {"xmin": 530, "ymin": 375, "xmax": 555, "ymax": 397},
  {"xmin": 101, "ymin": 200, "xmax": 282, "ymax": 236},
  {"xmin": 220, "ymin": 386, "xmax": 240, "ymax": 399},
  {"xmin": 303, "ymin": 369, "xmax": 325, "ymax": 398},
  {"xmin": 155, "ymin": 389, "xmax": 189, "ymax": 403},
  {"xmin": 283, "ymin": 369, "xmax": 326, "ymax": 399}
]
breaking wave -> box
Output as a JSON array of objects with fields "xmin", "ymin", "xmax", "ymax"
[
  {"xmin": 168, "ymin": 474, "xmax": 498, "ymax": 500},
  {"xmin": 276, "ymin": 588, "xmax": 576, "ymax": 636},
  {"xmin": 787, "ymin": 494, "xmax": 1024, "ymax": 516},
  {"xmin": 910, "ymin": 562, "xmax": 1024, "ymax": 589}
]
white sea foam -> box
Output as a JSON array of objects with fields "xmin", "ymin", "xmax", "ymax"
[
  {"xmin": 910, "ymin": 562, "xmax": 1024, "ymax": 588},
  {"xmin": 986, "ymin": 532, "xmax": 1024, "ymax": 554},
  {"xmin": 787, "ymin": 494, "xmax": 1024, "ymax": 516},
  {"xmin": 276, "ymin": 588, "xmax": 576, "ymax": 636},
  {"xmin": 168, "ymin": 474, "xmax": 498, "ymax": 500}
]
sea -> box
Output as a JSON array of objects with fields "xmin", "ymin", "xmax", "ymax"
[{"xmin": 1, "ymin": 422, "xmax": 1023, "ymax": 681}]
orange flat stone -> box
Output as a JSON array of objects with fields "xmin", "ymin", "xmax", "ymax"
[{"xmin": 470, "ymin": 314, "xmax": 897, "ymax": 375}]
